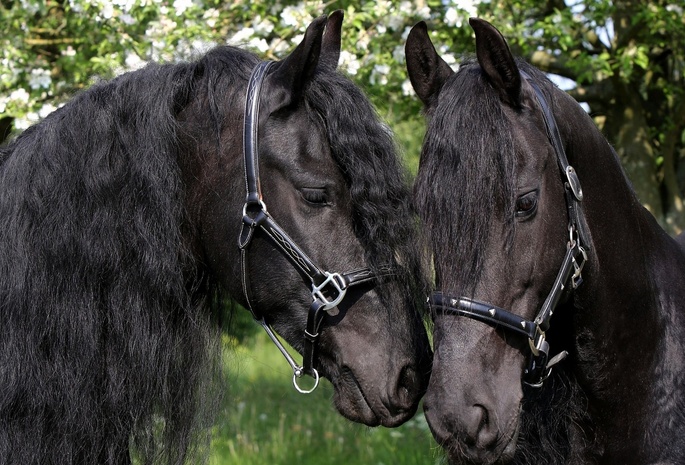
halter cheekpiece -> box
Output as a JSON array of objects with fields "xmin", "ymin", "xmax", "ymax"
[
  {"xmin": 430, "ymin": 70, "xmax": 590, "ymax": 388},
  {"xmin": 238, "ymin": 61, "xmax": 392, "ymax": 393}
]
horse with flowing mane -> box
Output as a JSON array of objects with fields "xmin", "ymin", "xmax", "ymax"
[
  {"xmin": 407, "ymin": 17, "xmax": 685, "ymax": 465},
  {"xmin": 0, "ymin": 11, "xmax": 431, "ymax": 465}
]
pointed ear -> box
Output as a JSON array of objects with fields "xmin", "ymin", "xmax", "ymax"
[
  {"xmin": 405, "ymin": 21, "xmax": 454, "ymax": 108},
  {"xmin": 263, "ymin": 13, "xmax": 328, "ymax": 113},
  {"xmin": 469, "ymin": 18, "xmax": 521, "ymax": 107},
  {"xmin": 320, "ymin": 10, "xmax": 343, "ymax": 71}
]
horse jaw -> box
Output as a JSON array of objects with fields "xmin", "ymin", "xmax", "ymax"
[{"xmin": 315, "ymin": 294, "xmax": 430, "ymax": 427}]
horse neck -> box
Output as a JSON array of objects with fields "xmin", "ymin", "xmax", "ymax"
[{"xmin": 560, "ymin": 96, "xmax": 685, "ymax": 460}]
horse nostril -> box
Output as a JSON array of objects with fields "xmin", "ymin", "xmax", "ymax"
[
  {"xmin": 391, "ymin": 364, "xmax": 420, "ymax": 412},
  {"xmin": 469, "ymin": 404, "xmax": 497, "ymax": 448}
]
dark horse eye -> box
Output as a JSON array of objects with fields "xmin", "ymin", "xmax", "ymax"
[
  {"xmin": 300, "ymin": 188, "xmax": 330, "ymax": 206},
  {"xmin": 515, "ymin": 190, "xmax": 539, "ymax": 218}
]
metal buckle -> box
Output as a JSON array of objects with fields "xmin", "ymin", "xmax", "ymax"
[
  {"xmin": 571, "ymin": 246, "xmax": 587, "ymax": 289},
  {"xmin": 312, "ymin": 272, "xmax": 347, "ymax": 311},
  {"xmin": 565, "ymin": 165, "xmax": 583, "ymax": 201},
  {"xmin": 525, "ymin": 328, "xmax": 550, "ymax": 388}
]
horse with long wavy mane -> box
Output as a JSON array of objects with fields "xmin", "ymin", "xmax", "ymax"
[
  {"xmin": 407, "ymin": 18, "xmax": 685, "ymax": 465},
  {"xmin": 0, "ymin": 12, "xmax": 431, "ymax": 465}
]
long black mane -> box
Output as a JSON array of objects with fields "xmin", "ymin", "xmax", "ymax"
[{"xmin": 0, "ymin": 43, "xmax": 425, "ymax": 464}]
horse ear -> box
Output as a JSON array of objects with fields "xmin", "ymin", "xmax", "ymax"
[
  {"xmin": 320, "ymin": 10, "xmax": 343, "ymax": 71},
  {"xmin": 405, "ymin": 21, "xmax": 454, "ymax": 107},
  {"xmin": 469, "ymin": 18, "xmax": 522, "ymax": 107},
  {"xmin": 264, "ymin": 13, "xmax": 328, "ymax": 113}
]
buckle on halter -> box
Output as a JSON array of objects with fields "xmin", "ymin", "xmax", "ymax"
[
  {"xmin": 312, "ymin": 272, "xmax": 347, "ymax": 311},
  {"xmin": 565, "ymin": 166, "xmax": 583, "ymax": 201},
  {"xmin": 571, "ymin": 245, "xmax": 587, "ymax": 289},
  {"xmin": 524, "ymin": 328, "xmax": 548, "ymax": 387}
]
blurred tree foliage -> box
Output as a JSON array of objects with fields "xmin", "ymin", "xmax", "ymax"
[{"xmin": 1, "ymin": 0, "xmax": 683, "ymax": 234}]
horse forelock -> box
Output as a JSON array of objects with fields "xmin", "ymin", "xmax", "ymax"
[
  {"xmin": 414, "ymin": 59, "xmax": 517, "ymax": 297},
  {"xmin": 304, "ymin": 70, "xmax": 430, "ymax": 310}
]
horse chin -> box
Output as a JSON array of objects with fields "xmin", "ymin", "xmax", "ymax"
[
  {"xmin": 325, "ymin": 364, "xmax": 417, "ymax": 428},
  {"xmin": 328, "ymin": 366, "xmax": 381, "ymax": 426},
  {"xmin": 433, "ymin": 410, "xmax": 520, "ymax": 465},
  {"xmin": 445, "ymin": 428, "xmax": 519, "ymax": 465}
]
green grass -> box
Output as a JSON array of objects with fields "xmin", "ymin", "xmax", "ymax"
[{"xmin": 210, "ymin": 333, "xmax": 443, "ymax": 465}]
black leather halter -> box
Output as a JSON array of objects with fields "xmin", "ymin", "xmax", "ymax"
[
  {"xmin": 238, "ymin": 61, "xmax": 391, "ymax": 393},
  {"xmin": 429, "ymin": 70, "xmax": 590, "ymax": 387}
]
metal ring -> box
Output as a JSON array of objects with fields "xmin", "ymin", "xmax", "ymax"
[
  {"xmin": 242, "ymin": 199, "xmax": 267, "ymax": 218},
  {"xmin": 292, "ymin": 368, "xmax": 320, "ymax": 394}
]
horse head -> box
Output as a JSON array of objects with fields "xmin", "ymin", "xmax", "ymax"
[
  {"xmin": 407, "ymin": 18, "xmax": 585, "ymax": 463},
  {"xmin": 181, "ymin": 11, "xmax": 431, "ymax": 427}
]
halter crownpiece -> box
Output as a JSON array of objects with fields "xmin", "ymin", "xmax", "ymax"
[
  {"xmin": 430, "ymin": 70, "xmax": 589, "ymax": 388},
  {"xmin": 238, "ymin": 61, "xmax": 394, "ymax": 393}
]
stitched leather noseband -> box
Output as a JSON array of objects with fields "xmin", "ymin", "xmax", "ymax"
[
  {"xmin": 238, "ymin": 61, "xmax": 392, "ymax": 393},
  {"xmin": 430, "ymin": 70, "xmax": 590, "ymax": 387}
]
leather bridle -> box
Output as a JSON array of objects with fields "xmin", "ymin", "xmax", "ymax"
[
  {"xmin": 238, "ymin": 61, "xmax": 392, "ymax": 393},
  {"xmin": 429, "ymin": 70, "xmax": 590, "ymax": 387}
]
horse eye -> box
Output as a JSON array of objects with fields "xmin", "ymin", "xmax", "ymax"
[
  {"xmin": 515, "ymin": 190, "xmax": 538, "ymax": 218},
  {"xmin": 300, "ymin": 188, "xmax": 330, "ymax": 206}
]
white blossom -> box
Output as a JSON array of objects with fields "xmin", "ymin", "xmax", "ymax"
[
  {"xmin": 448, "ymin": 0, "xmax": 478, "ymax": 18},
  {"xmin": 271, "ymin": 39, "xmax": 290, "ymax": 55},
  {"xmin": 249, "ymin": 38, "xmax": 270, "ymax": 53},
  {"xmin": 339, "ymin": 50, "xmax": 360, "ymax": 75},
  {"xmin": 38, "ymin": 103, "xmax": 57, "ymax": 118},
  {"xmin": 9, "ymin": 88, "xmax": 29, "ymax": 104},
  {"xmin": 291, "ymin": 33, "xmax": 304, "ymax": 46},
  {"xmin": 203, "ymin": 8, "xmax": 219, "ymax": 28},
  {"xmin": 124, "ymin": 52, "xmax": 146, "ymax": 70},
  {"xmin": 253, "ymin": 16, "xmax": 275, "ymax": 35},
  {"xmin": 281, "ymin": 4, "xmax": 309, "ymax": 28},
  {"xmin": 370, "ymin": 64, "xmax": 391, "ymax": 86},
  {"xmin": 112, "ymin": 0, "xmax": 136, "ymax": 12},
  {"xmin": 28, "ymin": 69, "xmax": 51, "ymax": 90},
  {"xmin": 15, "ymin": 111, "xmax": 39, "ymax": 130},
  {"xmin": 392, "ymin": 45, "xmax": 405, "ymax": 64},
  {"xmin": 173, "ymin": 0, "xmax": 195, "ymax": 16},
  {"xmin": 227, "ymin": 27, "xmax": 255, "ymax": 46},
  {"xmin": 445, "ymin": 7, "xmax": 460, "ymax": 27},
  {"xmin": 401, "ymin": 79, "xmax": 415, "ymax": 96},
  {"xmin": 119, "ymin": 13, "xmax": 135, "ymax": 25}
]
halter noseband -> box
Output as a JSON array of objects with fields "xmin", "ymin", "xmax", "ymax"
[
  {"xmin": 430, "ymin": 70, "xmax": 590, "ymax": 388},
  {"xmin": 238, "ymin": 61, "xmax": 391, "ymax": 393}
]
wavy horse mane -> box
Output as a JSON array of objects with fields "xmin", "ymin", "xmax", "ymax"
[
  {"xmin": 415, "ymin": 58, "xmax": 596, "ymax": 464},
  {"xmin": 0, "ymin": 42, "xmax": 423, "ymax": 465}
]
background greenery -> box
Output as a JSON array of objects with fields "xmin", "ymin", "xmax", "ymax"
[
  {"xmin": 213, "ymin": 323, "xmax": 441, "ymax": 465},
  {"xmin": 2, "ymin": 0, "xmax": 684, "ymax": 232},
  {"xmin": 1, "ymin": 1, "xmax": 683, "ymax": 462}
]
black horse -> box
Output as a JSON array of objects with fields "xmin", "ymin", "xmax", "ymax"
[
  {"xmin": 0, "ymin": 12, "xmax": 431, "ymax": 465},
  {"xmin": 407, "ymin": 18, "xmax": 685, "ymax": 465}
]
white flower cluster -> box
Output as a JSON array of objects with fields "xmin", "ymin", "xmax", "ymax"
[{"xmin": 4, "ymin": 0, "xmax": 475, "ymax": 129}]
